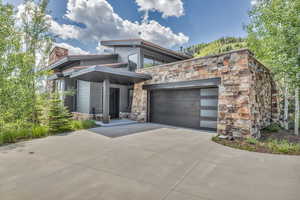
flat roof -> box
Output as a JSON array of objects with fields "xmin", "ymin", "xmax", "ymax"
[
  {"xmin": 44, "ymin": 54, "xmax": 118, "ymax": 71},
  {"xmin": 101, "ymin": 39, "xmax": 191, "ymax": 60},
  {"xmin": 70, "ymin": 66, "xmax": 152, "ymax": 84}
]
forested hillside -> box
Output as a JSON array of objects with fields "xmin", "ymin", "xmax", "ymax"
[{"xmin": 184, "ymin": 37, "xmax": 247, "ymax": 57}]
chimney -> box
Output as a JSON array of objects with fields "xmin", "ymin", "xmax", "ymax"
[{"xmin": 49, "ymin": 46, "xmax": 69, "ymax": 64}]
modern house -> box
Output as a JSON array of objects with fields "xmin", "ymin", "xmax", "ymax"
[{"xmin": 47, "ymin": 39, "xmax": 279, "ymax": 138}]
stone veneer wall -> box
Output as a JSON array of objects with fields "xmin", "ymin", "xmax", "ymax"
[
  {"xmin": 130, "ymin": 49, "xmax": 279, "ymax": 138},
  {"xmin": 248, "ymin": 55, "xmax": 279, "ymax": 137}
]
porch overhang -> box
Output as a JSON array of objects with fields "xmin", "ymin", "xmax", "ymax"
[
  {"xmin": 47, "ymin": 73, "xmax": 63, "ymax": 80},
  {"xmin": 70, "ymin": 66, "xmax": 152, "ymax": 84}
]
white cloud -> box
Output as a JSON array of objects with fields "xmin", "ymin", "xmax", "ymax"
[
  {"xmin": 251, "ymin": 0, "xmax": 258, "ymax": 5},
  {"xmin": 50, "ymin": 0, "xmax": 188, "ymax": 51},
  {"xmin": 135, "ymin": 0, "xmax": 184, "ymax": 18},
  {"xmin": 50, "ymin": 19, "xmax": 81, "ymax": 40},
  {"xmin": 54, "ymin": 42, "xmax": 89, "ymax": 55}
]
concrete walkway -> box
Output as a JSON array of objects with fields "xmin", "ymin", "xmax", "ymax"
[{"xmin": 0, "ymin": 123, "xmax": 299, "ymax": 200}]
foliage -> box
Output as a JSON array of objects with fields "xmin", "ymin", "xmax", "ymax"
[
  {"xmin": 31, "ymin": 125, "xmax": 49, "ymax": 138},
  {"xmin": 262, "ymin": 123, "xmax": 282, "ymax": 132},
  {"xmin": 70, "ymin": 120, "xmax": 96, "ymax": 130},
  {"xmin": 0, "ymin": 124, "xmax": 48, "ymax": 145},
  {"xmin": 247, "ymin": 0, "xmax": 300, "ymax": 87},
  {"xmin": 184, "ymin": 37, "xmax": 247, "ymax": 57},
  {"xmin": 266, "ymin": 139, "xmax": 300, "ymax": 154},
  {"xmin": 245, "ymin": 137, "xmax": 258, "ymax": 145},
  {"xmin": 212, "ymin": 135, "xmax": 300, "ymax": 155},
  {"xmin": 0, "ymin": 0, "xmax": 53, "ymax": 129},
  {"xmin": 0, "ymin": 119, "xmax": 97, "ymax": 146},
  {"xmin": 48, "ymin": 93, "xmax": 72, "ymax": 133}
]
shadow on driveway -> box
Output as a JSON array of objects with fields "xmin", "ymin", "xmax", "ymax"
[{"xmin": 89, "ymin": 123, "xmax": 175, "ymax": 138}]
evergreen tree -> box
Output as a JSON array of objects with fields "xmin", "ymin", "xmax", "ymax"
[{"xmin": 48, "ymin": 93, "xmax": 71, "ymax": 133}]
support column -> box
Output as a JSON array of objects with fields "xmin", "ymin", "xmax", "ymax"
[{"xmin": 103, "ymin": 79, "xmax": 110, "ymax": 123}]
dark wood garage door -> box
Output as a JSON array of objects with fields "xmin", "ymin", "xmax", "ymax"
[{"xmin": 149, "ymin": 88, "xmax": 218, "ymax": 130}]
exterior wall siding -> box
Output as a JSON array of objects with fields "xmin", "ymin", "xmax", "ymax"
[
  {"xmin": 76, "ymin": 80, "xmax": 129, "ymax": 115},
  {"xmin": 77, "ymin": 80, "xmax": 91, "ymax": 114},
  {"xmin": 90, "ymin": 82, "xmax": 103, "ymax": 114},
  {"xmin": 130, "ymin": 49, "xmax": 278, "ymax": 138}
]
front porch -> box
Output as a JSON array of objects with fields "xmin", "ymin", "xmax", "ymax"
[{"xmin": 70, "ymin": 66, "xmax": 151, "ymax": 124}]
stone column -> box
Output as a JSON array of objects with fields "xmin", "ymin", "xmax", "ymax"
[{"xmin": 102, "ymin": 79, "xmax": 110, "ymax": 123}]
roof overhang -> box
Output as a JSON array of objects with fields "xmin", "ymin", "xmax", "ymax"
[
  {"xmin": 101, "ymin": 39, "xmax": 191, "ymax": 60},
  {"xmin": 70, "ymin": 66, "xmax": 152, "ymax": 84},
  {"xmin": 143, "ymin": 78, "xmax": 221, "ymax": 90},
  {"xmin": 47, "ymin": 73, "xmax": 63, "ymax": 80},
  {"xmin": 44, "ymin": 54, "xmax": 118, "ymax": 71}
]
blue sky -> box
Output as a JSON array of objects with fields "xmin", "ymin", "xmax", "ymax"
[{"xmin": 7, "ymin": 0, "xmax": 254, "ymax": 54}]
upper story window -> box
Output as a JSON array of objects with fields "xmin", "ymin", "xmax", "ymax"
[
  {"xmin": 128, "ymin": 53, "xmax": 138, "ymax": 71},
  {"xmin": 143, "ymin": 56, "xmax": 164, "ymax": 68}
]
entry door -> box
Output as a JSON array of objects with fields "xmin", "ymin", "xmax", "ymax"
[{"xmin": 109, "ymin": 88, "xmax": 120, "ymax": 119}]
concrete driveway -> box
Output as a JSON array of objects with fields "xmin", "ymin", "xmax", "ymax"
[{"xmin": 0, "ymin": 123, "xmax": 299, "ymax": 200}]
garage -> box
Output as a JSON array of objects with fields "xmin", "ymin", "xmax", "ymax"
[{"xmin": 149, "ymin": 87, "xmax": 218, "ymax": 131}]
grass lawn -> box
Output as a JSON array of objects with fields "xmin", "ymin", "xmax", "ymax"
[{"xmin": 212, "ymin": 124, "xmax": 300, "ymax": 155}]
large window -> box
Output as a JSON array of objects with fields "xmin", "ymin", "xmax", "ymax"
[
  {"xmin": 128, "ymin": 54, "xmax": 138, "ymax": 71},
  {"xmin": 143, "ymin": 56, "xmax": 164, "ymax": 68}
]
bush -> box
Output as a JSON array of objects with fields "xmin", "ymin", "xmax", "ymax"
[
  {"xmin": 245, "ymin": 137, "xmax": 258, "ymax": 145},
  {"xmin": 1, "ymin": 130, "xmax": 16, "ymax": 144},
  {"xmin": 267, "ymin": 139, "xmax": 300, "ymax": 154},
  {"xmin": 0, "ymin": 123, "xmax": 50, "ymax": 146},
  {"xmin": 31, "ymin": 125, "xmax": 49, "ymax": 138},
  {"xmin": 81, "ymin": 120, "xmax": 96, "ymax": 129},
  {"xmin": 70, "ymin": 120, "xmax": 96, "ymax": 130},
  {"xmin": 48, "ymin": 93, "xmax": 72, "ymax": 134},
  {"xmin": 262, "ymin": 123, "xmax": 281, "ymax": 133}
]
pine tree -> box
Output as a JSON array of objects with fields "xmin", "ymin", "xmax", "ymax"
[{"xmin": 48, "ymin": 93, "xmax": 71, "ymax": 133}]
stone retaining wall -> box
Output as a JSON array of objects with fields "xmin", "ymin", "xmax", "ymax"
[{"xmin": 130, "ymin": 49, "xmax": 279, "ymax": 138}]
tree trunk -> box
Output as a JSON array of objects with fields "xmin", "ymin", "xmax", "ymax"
[
  {"xmin": 284, "ymin": 79, "xmax": 289, "ymax": 130},
  {"xmin": 295, "ymin": 84, "xmax": 299, "ymax": 136}
]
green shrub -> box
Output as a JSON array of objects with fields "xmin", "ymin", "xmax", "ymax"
[
  {"xmin": 262, "ymin": 123, "xmax": 281, "ymax": 133},
  {"xmin": 267, "ymin": 139, "xmax": 300, "ymax": 154},
  {"xmin": 15, "ymin": 128, "xmax": 31, "ymax": 140},
  {"xmin": 70, "ymin": 120, "xmax": 83, "ymax": 130},
  {"xmin": 245, "ymin": 137, "xmax": 258, "ymax": 145},
  {"xmin": 70, "ymin": 120, "xmax": 96, "ymax": 130},
  {"xmin": 1, "ymin": 130, "xmax": 16, "ymax": 144},
  {"xmin": 48, "ymin": 93, "xmax": 72, "ymax": 134},
  {"xmin": 0, "ymin": 127, "xmax": 32, "ymax": 144},
  {"xmin": 81, "ymin": 120, "xmax": 96, "ymax": 129},
  {"xmin": 31, "ymin": 125, "xmax": 49, "ymax": 138}
]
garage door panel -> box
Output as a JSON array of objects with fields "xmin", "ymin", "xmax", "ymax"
[
  {"xmin": 200, "ymin": 120, "xmax": 217, "ymax": 129},
  {"xmin": 150, "ymin": 87, "xmax": 218, "ymax": 130},
  {"xmin": 200, "ymin": 110, "xmax": 218, "ymax": 118},
  {"xmin": 150, "ymin": 89, "xmax": 200, "ymax": 129}
]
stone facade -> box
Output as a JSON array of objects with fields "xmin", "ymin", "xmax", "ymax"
[
  {"xmin": 130, "ymin": 49, "xmax": 279, "ymax": 138},
  {"xmin": 72, "ymin": 112, "xmax": 105, "ymax": 121},
  {"xmin": 49, "ymin": 47, "xmax": 68, "ymax": 64}
]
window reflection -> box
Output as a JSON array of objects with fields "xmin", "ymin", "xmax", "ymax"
[
  {"xmin": 143, "ymin": 56, "xmax": 164, "ymax": 68},
  {"xmin": 128, "ymin": 54, "xmax": 138, "ymax": 71}
]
